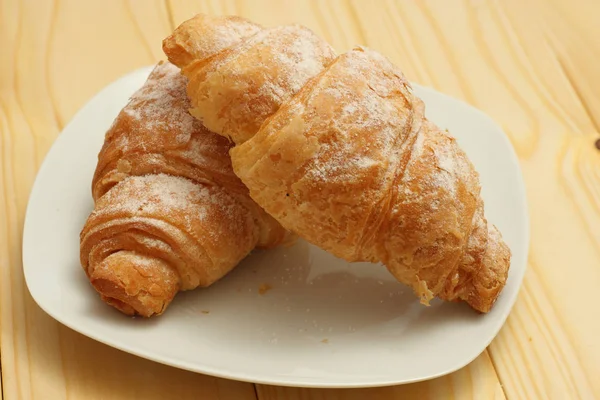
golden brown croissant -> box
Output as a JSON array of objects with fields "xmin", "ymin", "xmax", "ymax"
[
  {"xmin": 80, "ymin": 61, "xmax": 288, "ymax": 317},
  {"xmin": 163, "ymin": 15, "xmax": 511, "ymax": 313}
]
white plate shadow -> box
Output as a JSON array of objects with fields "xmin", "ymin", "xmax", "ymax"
[{"xmin": 22, "ymin": 66, "xmax": 529, "ymax": 388}]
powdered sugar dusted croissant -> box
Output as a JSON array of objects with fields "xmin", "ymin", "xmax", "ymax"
[
  {"xmin": 164, "ymin": 15, "xmax": 511, "ymax": 313},
  {"xmin": 80, "ymin": 61, "xmax": 288, "ymax": 317}
]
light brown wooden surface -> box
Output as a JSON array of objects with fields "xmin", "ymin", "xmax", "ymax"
[{"xmin": 1, "ymin": 0, "xmax": 598, "ymax": 399}]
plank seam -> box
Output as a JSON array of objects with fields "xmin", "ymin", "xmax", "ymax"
[{"xmin": 484, "ymin": 349, "xmax": 509, "ymax": 400}]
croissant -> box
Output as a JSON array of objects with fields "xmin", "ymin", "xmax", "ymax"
[
  {"xmin": 80, "ymin": 61, "xmax": 288, "ymax": 317},
  {"xmin": 163, "ymin": 15, "xmax": 511, "ymax": 313}
]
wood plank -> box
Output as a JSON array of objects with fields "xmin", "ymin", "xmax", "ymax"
[
  {"xmin": 354, "ymin": 0, "xmax": 599, "ymax": 397},
  {"xmin": 3, "ymin": 0, "xmax": 599, "ymax": 399},
  {"xmin": 0, "ymin": 1, "xmax": 256, "ymax": 398},
  {"xmin": 166, "ymin": 0, "xmax": 600, "ymax": 398},
  {"xmin": 356, "ymin": 1, "xmax": 600, "ymax": 398},
  {"xmin": 167, "ymin": 0, "xmax": 364, "ymax": 53},
  {"xmin": 166, "ymin": 0, "xmax": 506, "ymax": 398},
  {"xmin": 535, "ymin": 0, "xmax": 600, "ymax": 131},
  {"xmin": 256, "ymin": 353, "xmax": 505, "ymax": 399}
]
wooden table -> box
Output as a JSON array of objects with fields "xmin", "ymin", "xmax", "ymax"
[{"xmin": 1, "ymin": 0, "xmax": 599, "ymax": 398}]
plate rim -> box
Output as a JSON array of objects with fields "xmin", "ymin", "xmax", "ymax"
[{"xmin": 21, "ymin": 65, "xmax": 530, "ymax": 388}]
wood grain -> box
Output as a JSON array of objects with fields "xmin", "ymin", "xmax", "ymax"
[
  {"xmin": 341, "ymin": 1, "xmax": 600, "ymax": 398},
  {"xmin": 165, "ymin": 1, "xmax": 500, "ymax": 399},
  {"xmin": 256, "ymin": 354, "xmax": 505, "ymax": 400},
  {"xmin": 0, "ymin": 1, "xmax": 256, "ymax": 399},
  {"xmin": 2, "ymin": 0, "xmax": 599, "ymax": 399},
  {"xmin": 166, "ymin": 0, "xmax": 600, "ymax": 398},
  {"xmin": 536, "ymin": 0, "xmax": 600, "ymax": 132}
]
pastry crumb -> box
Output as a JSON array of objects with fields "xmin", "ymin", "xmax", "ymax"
[
  {"xmin": 321, "ymin": 339, "xmax": 329, "ymax": 344},
  {"xmin": 258, "ymin": 283, "xmax": 272, "ymax": 295},
  {"xmin": 201, "ymin": 310, "xmax": 210, "ymax": 314}
]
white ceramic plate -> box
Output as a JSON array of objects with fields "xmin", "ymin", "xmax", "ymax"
[{"xmin": 23, "ymin": 66, "xmax": 529, "ymax": 388}]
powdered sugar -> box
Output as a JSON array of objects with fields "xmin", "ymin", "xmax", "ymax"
[
  {"xmin": 109, "ymin": 175, "xmax": 247, "ymax": 237},
  {"xmin": 306, "ymin": 143, "xmax": 381, "ymax": 184},
  {"xmin": 136, "ymin": 235, "xmax": 171, "ymax": 251},
  {"xmin": 98, "ymin": 174, "xmax": 200, "ymax": 216},
  {"xmin": 97, "ymin": 61, "xmax": 240, "ymax": 194},
  {"xmin": 300, "ymin": 50, "xmax": 412, "ymax": 186},
  {"xmin": 128, "ymin": 253, "xmax": 163, "ymax": 269},
  {"xmin": 191, "ymin": 24, "xmax": 336, "ymax": 143},
  {"xmin": 176, "ymin": 15, "xmax": 262, "ymax": 62},
  {"xmin": 123, "ymin": 62, "xmax": 197, "ymax": 138},
  {"xmin": 275, "ymin": 25, "xmax": 332, "ymax": 93},
  {"xmin": 429, "ymin": 139, "xmax": 461, "ymax": 196},
  {"xmin": 175, "ymin": 134, "xmax": 234, "ymax": 176}
]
